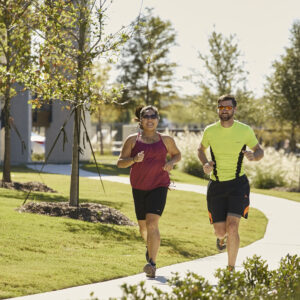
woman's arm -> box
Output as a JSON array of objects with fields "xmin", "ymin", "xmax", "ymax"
[
  {"xmin": 117, "ymin": 135, "xmax": 137, "ymax": 168},
  {"xmin": 162, "ymin": 136, "xmax": 181, "ymax": 172}
]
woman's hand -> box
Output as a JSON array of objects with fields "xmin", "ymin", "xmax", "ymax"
[
  {"xmin": 134, "ymin": 151, "xmax": 144, "ymax": 163},
  {"xmin": 163, "ymin": 161, "xmax": 174, "ymax": 172}
]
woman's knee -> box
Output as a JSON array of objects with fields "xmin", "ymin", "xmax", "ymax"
[{"xmin": 146, "ymin": 221, "xmax": 159, "ymax": 231}]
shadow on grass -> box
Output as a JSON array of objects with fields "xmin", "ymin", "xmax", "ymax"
[
  {"xmin": 0, "ymin": 187, "xmax": 126, "ymax": 211},
  {"xmin": 161, "ymin": 237, "xmax": 200, "ymax": 259},
  {"xmin": 0, "ymin": 188, "xmax": 67, "ymax": 203},
  {"xmin": 63, "ymin": 221, "xmax": 140, "ymax": 241},
  {"xmin": 82, "ymin": 163, "xmax": 130, "ymax": 176},
  {"xmin": 0, "ymin": 165, "xmax": 40, "ymax": 174}
]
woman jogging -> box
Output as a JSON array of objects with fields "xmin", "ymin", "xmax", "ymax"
[{"xmin": 117, "ymin": 105, "xmax": 181, "ymax": 278}]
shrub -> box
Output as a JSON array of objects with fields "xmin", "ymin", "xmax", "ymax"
[
  {"xmin": 250, "ymin": 169, "xmax": 286, "ymax": 189},
  {"xmin": 109, "ymin": 254, "xmax": 300, "ymax": 300},
  {"xmin": 31, "ymin": 153, "xmax": 45, "ymax": 161}
]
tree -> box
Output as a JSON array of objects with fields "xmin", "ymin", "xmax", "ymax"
[
  {"xmin": 117, "ymin": 7, "xmax": 177, "ymax": 109},
  {"xmin": 265, "ymin": 21, "xmax": 300, "ymax": 152},
  {"xmin": 199, "ymin": 30, "xmax": 246, "ymax": 96},
  {"xmin": 0, "ymin": 1, "xmax": 32, "ymax": 183},
  {"xmin": 26, "ymin": 0, "xmax": 128, "ymax": 206},
  {"xmin": 194, "ymin": 30, "xmax": 258, "ymax": 125},
  {"xmin": 92, "ymin": 62, "xmax": 126, "ymax": 154}
]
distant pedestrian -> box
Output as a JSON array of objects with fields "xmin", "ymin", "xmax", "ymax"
[
  {"xmin": 117, "ymin": 105, "xmax": 181, "ymax": 278},
  {"xmin": 198, "ymin": 94, "xmax": 264, "ymax": 271}
]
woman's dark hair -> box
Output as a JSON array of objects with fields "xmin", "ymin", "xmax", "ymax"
[{"xmin": 134, "ymin": 105, "xmax": 159, "ymax": 129}]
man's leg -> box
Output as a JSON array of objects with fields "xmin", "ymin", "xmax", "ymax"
[
  {"xmin": 226, "ymin": 215, "xmax": 241, "ymax": 267},
  {"xmin": 213, "ymin": 221, "xmax": 227, "ymax": 240},
  {"xmin": 145, "ymin": 213, "xmax": 160, "ymax": 263},
  {"xmin": 213, "ymin": 221, "xmax": 227, "ymax": 251}
]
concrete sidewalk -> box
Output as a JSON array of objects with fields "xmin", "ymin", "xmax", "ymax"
[{"xmin": 11, "ymin": 164, "xmax": 300, "ymax": 300}]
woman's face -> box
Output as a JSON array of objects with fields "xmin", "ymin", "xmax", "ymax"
[{"xmin": 140, "ymin": 109, "xmax": 159, "ymax": 130}]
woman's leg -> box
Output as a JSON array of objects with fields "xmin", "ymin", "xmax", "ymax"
[{"xmin": 145, "ymin": 213, "xmax": 161, "ymax": 263}]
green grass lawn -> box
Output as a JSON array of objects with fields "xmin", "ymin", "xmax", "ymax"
[{"xmin": 0, "ymin": 166, "xmax": 267, "ymax": 299}]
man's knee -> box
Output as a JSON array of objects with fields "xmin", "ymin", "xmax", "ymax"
[
  {"xmin": 226, "ymin": 220, "xmax": 239, "ymax": 236},
  {"xmin": 213, "ymin": 222, "xmax": 226, "ymax": 238}
]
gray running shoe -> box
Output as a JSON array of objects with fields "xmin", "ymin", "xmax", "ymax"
[
  {"xmin": 143, "ymin": 263, "xmax": 156, "ymax": 278},
  {"xmin": 216, "ymin": 237, "xmax": 227, "ymax": 252}
]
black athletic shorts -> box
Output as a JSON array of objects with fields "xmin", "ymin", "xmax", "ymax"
[
  {"xmin": 132, "ymin": 186, "xmax": 168, "ymax": 220},
  {"xmin": 206, "ymin": 175, "xmax": 250, "ymax": 224}
]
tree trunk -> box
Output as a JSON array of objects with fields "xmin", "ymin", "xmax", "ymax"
[
  {"xmin": 2, "ymin": 25, "xmax": 12, "ymax": 183},
  {"xmin": 69, "ymin": 1, "xmax": 86, "ymax": 206},
  {"xmin": 290, "ymin": 122, "xmax": 297, "ymax": 152},
  {"xmin": 146, "ymin": 63, "xmax": 150, "ymax": 105},
  {"xmin": 98, "ymin": 109, "xmax": 104, "ymax": 155},
  {"xmin": 2, "ymin": 101, "xmax": 11, "ymax": 183},
  {"xmin": 69, "ymin": 106, "xmax": 81, "ymax": 206}
]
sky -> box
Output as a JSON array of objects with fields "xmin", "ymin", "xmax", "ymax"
[{"xmin": 105, "ymin": 0, "xmax": 300, "ymax": 98}]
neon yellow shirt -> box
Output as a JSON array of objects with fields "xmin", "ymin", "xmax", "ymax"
[{"xmin": 201, "ymin": 120, "xmax": 258, "ymax": 181}]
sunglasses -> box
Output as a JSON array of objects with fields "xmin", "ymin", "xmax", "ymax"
[
  {"xmin": 142, "ymin": 114, "xmax": 158, "ymax": 120},
  {"xmin": 218, "ymin": 105, "xmax": 233, "ymax": 111}
]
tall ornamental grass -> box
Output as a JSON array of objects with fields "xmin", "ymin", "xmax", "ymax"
[
  {"xmin": 173, "ymin": 131, "xmax": 208, "ymax": 179},
  {"xmin": 244, "ymin": 147, "xmax": 300, "ymax": 190},
  {"xmin": 173, "ymin": 131, "xmax": 300, "ymax": 190}
]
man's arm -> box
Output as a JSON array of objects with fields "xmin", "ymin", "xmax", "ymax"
[
  {"xmin": 243, "ymin": 143, "xmax": 264, "ymax": 161},
  {"xmin": 198, "ymin": 143, "xmax": 215, "ymax": 174}
]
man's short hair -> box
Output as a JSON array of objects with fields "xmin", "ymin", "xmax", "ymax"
[{"xmin": 217, "ymin": 95, "xmax": 237, "ymax": 107}]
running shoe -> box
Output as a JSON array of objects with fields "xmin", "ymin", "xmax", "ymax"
[
  {"xmin": 216, "ymin": 237, "xmax": 227, "ymax": 252},
  {"xmin": 143, "ymin": 263, "xmax": 156, "ymax": 278},
  {"xmin": 227, "ymin": 265, "xmax": 235, "ymax": 272}
]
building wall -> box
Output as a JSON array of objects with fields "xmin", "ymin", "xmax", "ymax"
[
  {"xmin": 10, "ymin": 85, "xmax": 32, "ymax": 164},
  {"xmin": 45, "ymin": 101, "xmax": 91, "ymax": 163}
]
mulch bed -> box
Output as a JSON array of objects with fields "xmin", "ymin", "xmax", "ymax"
[
  {"xmin": 17, "ymin": 202, "xmax": 136, "ymax": 226},
  {"xmin": 0, "ymin": 180, "xmax": 57, "ymax": 193}
]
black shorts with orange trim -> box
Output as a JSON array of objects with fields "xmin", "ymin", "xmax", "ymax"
[{"xmin": 206, "ymin": 175, "xmax": 250, "ymax": 224}]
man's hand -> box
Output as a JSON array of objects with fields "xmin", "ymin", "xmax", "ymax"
[
  {"xmin": 242, "ymin": 150, "xmax": 255, "ymax": 161},
  {"xmin": 203, "ymin": 161, "xmax": 215, "ymax": 174}
]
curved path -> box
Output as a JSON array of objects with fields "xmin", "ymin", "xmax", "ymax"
[{"xmin": 11, "ymin": 164, "xmax": 300, "ymax": 300}]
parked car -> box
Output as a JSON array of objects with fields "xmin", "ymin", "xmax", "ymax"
[{"xmin": 31, "ymin": 132, "xmax": 45, "ymax": 154}]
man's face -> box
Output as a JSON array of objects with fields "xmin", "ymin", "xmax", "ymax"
[{"xmin": 217, "ymin": 100, "xmax": 236, "ymax": 121}]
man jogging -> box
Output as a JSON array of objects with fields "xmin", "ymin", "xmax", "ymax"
[{"xmin": 198, "ymin": 94, "xmax": 264, "ymax": 271}]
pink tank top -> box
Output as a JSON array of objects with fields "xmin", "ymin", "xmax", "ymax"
[{"xmin": 130, "ymin": 133, "xmax": 170, "ymax": 190}]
